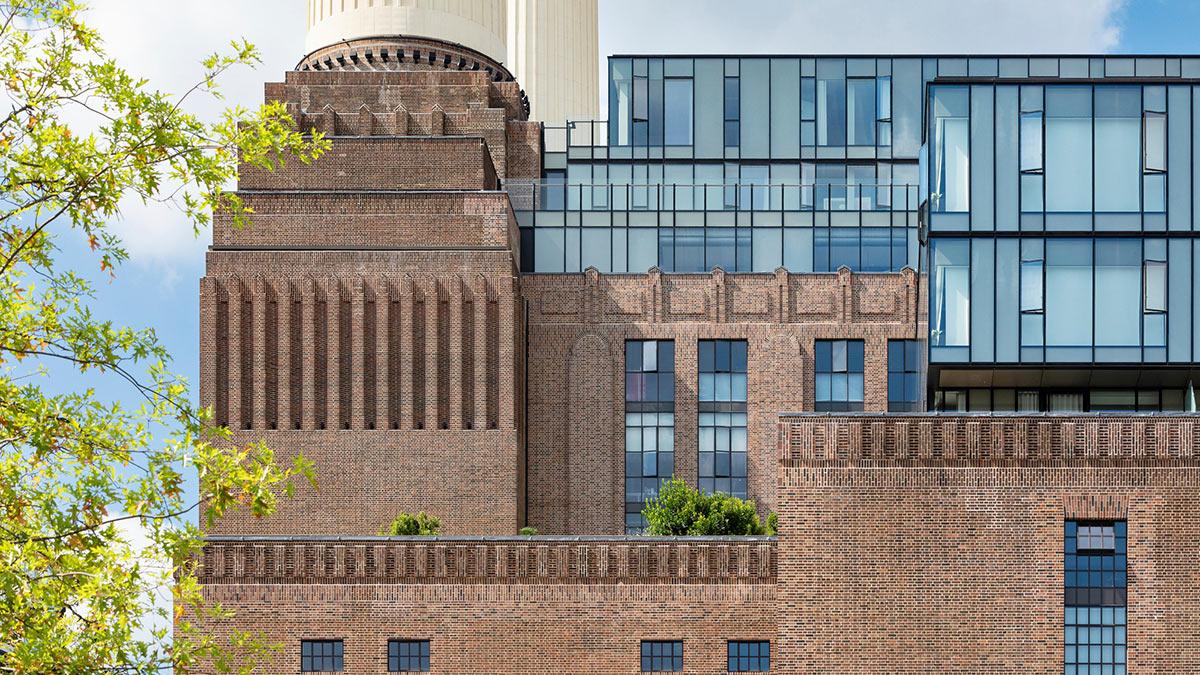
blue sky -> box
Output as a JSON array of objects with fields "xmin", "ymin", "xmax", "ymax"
[{"xmin": 49, "ymin": 0, "xmax": 1200, "ymax": 454}]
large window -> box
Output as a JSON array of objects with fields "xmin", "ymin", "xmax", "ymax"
[
  {"xmin": 816, "ymin": 60, "xmax": 846, "ymax": 147},
  {"xmin": 1045, "ymin": 240, "xmax": 1093, "ymax": 348},
  {"xmin": 388, "ymin": 640, "xmax": 430, "ymax": 673},
  {"xmin": 1065, "ymin": 521, "xmax": 1127, "ymax": 674},
  {"xmin": 699, "ymin": 340, "xmax": 748, "ymax": 498},
  {"xmin": 1045, "ymin": 87, "xmax": 1093, "ymax": 212},
  {"xmin": 887, "ymin": 340, "xmax": 921, "ymax": 412},
  {"xmin": 815, "ymin": 340, "xmax": 864, "ymax": 412},
  {"xmin": 1094, "ymin": 86, "xmax": 1141, "ymax": 213},
  {"xmin": 664, "ymin": 78, "xmax": 694, "ymax": 146},
  {"xmin": 728, "ymin": 641, "xmax": 771, "ymax": 672},
  {"xmin": 640, "ymin": 641, "xmax": 683, "ymax": 672},
  {"xmin": 301, "ymin": 640, "xmax": 344, "ymax": 673},
  {"xmin": 932, "ymin": 240, "xmax": 970, "ymax": 348},
  {"xmin": 625, "ymin": 340, "xmax": 675, "ymax": 533},
  {"xmin": 847, "ymin": 78, "xmax": 876, "ymax": 146},
  {"xmin": 1095, "ymin": 240, "xmax": 1141, "ymax": 347},
  {"xmin": 932, "ymin": 86, "xmax": 969, "ymax": 212}
]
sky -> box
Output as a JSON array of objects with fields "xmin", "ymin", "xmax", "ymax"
[{"xmin": 51, "ymin": 0, "xmax": 1200, "ymax": 435}]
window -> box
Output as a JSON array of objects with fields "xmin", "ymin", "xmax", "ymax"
[
  {"xmin": 1143, "ymin": 86, "xmax": 1166, "ymax": 212},
  {"xmin": 1143, "ymin": 240, "xmax": 1167, "ymax": 348},
  {"xmin": 1094, "ymin": 86, "xmax": 1141, "ymax": 212},
  {"xmin": 388, "ymin": 640, "xmax": 430, "ymax": 672},
  {"xmin": 1045, "ymin": 240, "xmax": 1092, "ymax": 347},
  {"xmin": 640, "ymin": 641, "xmax": 683, "ymax": 672},
  {"xmin": 301, "ymin": 640, "xmax": 344, "ymax": 673},
  {"xmin": 664, "ymin": 79, "xmax": 693, "ymax": 146},
  {"xmin": 887, "ymin": 340, "xmax": 921, "ymax": 412},
  {"xmin": 724, "ymin": 76, "xmax": 740, "ymax": 149},
  {"xmin": 1020, "ymin": 240, "xmax": 1045, "ymax": 348},
  {"xmin": 728, "ymin": 641, "xmax": 771, "ymax": 672},
  {"xmin": 699, "ymin": 340, "xmax": 748, "ymax": 497},
  {"xmin": 876, "ymin": 76, "xmax": 892, "ymax": 147},
  {"xmin": 1045, "ymin": 86, "xmax": 1092, "ymax": 213},
  {"xmin": 815, "ymin": 340, "xmax": 864, "ymax": 412},
  {"xmin": 625, "ymin": 341, "xmax": 675, "ymax": 533},
  {"xmin": 1095, "ymin": 240, "xmax": 1141, "ymax": 347},
  {"xmin": 816, "ymin": 61, "xmax": 846, "ymax": 146},
  {"xmin": 1019, "ymin": 86, "xmax": 1044, "ymax": 212},
  {"xmin": 932, "ymin": 239, "xmax": 970, "ymax": 347},
  {"xmin": 1065, "ymin": 521, "xmax": 1127, "ymax": 674},
  {"xmin": 931, "ymin": 86, "xmax": 969, "ymax": 212},
  {"xmin": 847, "ymin": 78, "xmax": 876, "ymax": 146}
]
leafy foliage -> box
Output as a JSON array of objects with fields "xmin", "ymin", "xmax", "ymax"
[
  {"xmin": 0, "ymin": 1, "xmax": 328, "ymax": 672},
  {"xmin": 518, "ymin": 526, "xmax": 538, "ymax": 536},
  {"xmin": 642, "ymin": 479, "xmax": 778, "ymax": 536},
  {"xmin": 380, "ymin": 512, "xmax": 442, "ymax": 536}
]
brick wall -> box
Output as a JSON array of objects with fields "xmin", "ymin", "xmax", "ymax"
[
  {"xmin": 523, "ymin": 267, "xmax": 920, "ymax": 534},
  {"xmin": 775, "ymin": 415, "xmax": 1200, "ymax": 672},
  {"xmin": 196, "ymin": 536, "xmax": 776, "ymax": 674}
]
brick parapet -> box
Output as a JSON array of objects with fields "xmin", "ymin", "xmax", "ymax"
[{"xmin": 198, "ymin": 536, "xmax": 776, "ymax": 585}]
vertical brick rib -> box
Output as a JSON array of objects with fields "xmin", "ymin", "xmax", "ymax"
[
  {"xmin": 277, "ymin": 280, "xmax": 292, "ymax": 430},
  {"xmin": 251, "ymin": 277, "xmax": 268, "ymax": 430},
  {"xmin": 498, "ymin": 275, "xmax": 516, "ymax": 430},
  {"xmin": 351, "ymin": 277, "xmax": 367, "ymax": 430},
  {"xmin": 448, "ymin": 276, "xmax": 464, "ymax": 429},
  {"xmin": 198, "ymin": 277, "xmax": 217, "ymax": 420},
  {"xmin": 226, "ymin": 279, "xmax": 243, "ymax": 431},
  {"xmin": 425, "ymin": 277, "xmax": 441, "ymax": 429},
  {"xmin": 325, "ymin": 278, "xmax": 341, "ymax": 430},
  {"xmin": 473, "ymin": 276, "xmax": 489, "ymax": 432},
  {"xmin": 399, "ymin": 277, "xmax": 415, "ymax": 430},
  {"xmin": 375, "ymin": 278, "xmax": 391, "ymax": 431},
  {"xmin": 300, "ymin": 279, "xmax": 317, "ymax": 431}
]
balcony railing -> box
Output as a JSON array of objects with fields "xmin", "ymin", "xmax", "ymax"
[{"xmin": 505, "ymin": 181, "xmax": 919, "ymax": 214}]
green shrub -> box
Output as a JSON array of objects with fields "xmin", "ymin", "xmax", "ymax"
[
  {"xmin": 642, "ymin": 478, "xmax": 778, "ymax": 536},
  {"xmin": 380, "ymin": 511, "xmax": 441, "ymax": 536},
  {"xmin": 518, "ymin": 526, "xmax": 539, "ymax": 536}
]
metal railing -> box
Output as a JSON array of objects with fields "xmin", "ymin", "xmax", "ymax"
[{"xmin": 504, "ymin": 181, "xmax": 919, "ymax": 214}]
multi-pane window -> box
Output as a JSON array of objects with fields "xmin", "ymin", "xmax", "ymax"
[
  {"xmin": 815, "ymin": 340, "xmax": 864, "ymax": 412},
  {"xmin": 1065, "ymin": 521, "xmax": 1127, "ymax": 674},
  {"xmin": 625, "ymin": 340, "xmax": 675, "ymax": 533},
  {"xmin": 699, "ymin": 340, "xmax": 748, "ymax": 497},
  {"xmin": 727, "ymin": 641, "xmax": 771, "ymax": 672},
  {"xmin": 887, "ymin": 340, "xmax": 921, "ymax": 412},
  {"xmin": 388, "ymin": 640, "xmax": 430, "ymax": 672},
  {"xmin": 724, "ymin": 74, "xmax": 740, "ymax": 149},
  {"xmin": 640, "ymin": 641, "xmax": 683, "ymax": 672},
  {"xmin": 301, "ymin": 640, "xmax": 344, "ymax": 673}
]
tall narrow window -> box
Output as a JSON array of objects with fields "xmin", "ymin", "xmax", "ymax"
[
  {"xmin": 1019, "ymin": 86, "xmax": 1044, "ymax": 212},
  {"xmin": 1094, "ymin": 86, "xmax": 1141, "ymax": 213},
  {"xmin": 1143, "ymin": 239, "xmax": 1167, "ymax": 347},
  {"xmin": 724, "ymin": 75, "xmax": 740, "ymax": 149},
  {"xmin": 887, "ymin": 340, "xmax": 921, "ymax": 412},
  {"xmin": 1095, "ymin": 240, "xmax": 1141, "ymax": 347},
  {"xmin": 876, "ymin": 76, "xmax": 892, "ymax": 147},
  {"xmin": 1143, "ymin": 86, "xmax": 1166, "ymax": 212},
  {"xmin": 301, "ymin": 640, "xmax": 344, "ymax": 673},
  {"xmin": 625, "ymin": 340, "xmax": 675, "ymax": 533},
  {"xmin": 932, "ymin": 239, "xmax": 970, "ymax": 347},
  {"xmin": 699, "ymin": 340, "xmax": 748, "ymax": 498},
  {"xmin": 847, "ymin": 78, "xmax": 876, "ymax": 146},
  {"xmin": 816, "ymin": 60, "xmax": 846, "ymax": 146},
  {"xmin": 1045, "ymin": 239, "xmax": 1093, "ymax": 348},
  {"xmin": 932, "ymin": 86, "xmax": 970, "ymax": 212},
  {"xmin": 1045, "ymin": 86, "xmax": 1093, "ymax": 213},
  {"xmin": 1020, "ymin": 240, "xmax": 1045, "ymax": 348},
  {"xmin": 815, "ymin": 340, "xmax": 864, "ymax": 412},
  {"xmin": 664, "ymin": 78, "xmax": 694, "ymax": 146},
  {"xmin": 1065, "ymin": 521, "xmax": 1127, "ymax": 673}
]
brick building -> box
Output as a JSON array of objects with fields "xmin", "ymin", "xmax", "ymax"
[{"xmin": 193, "ymin": 3, "xmax": 1200, "ymax": 672}]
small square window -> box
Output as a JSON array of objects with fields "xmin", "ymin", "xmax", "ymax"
[{"xmin": 301, "ymin": 640, "xmax": 344, "ymax": 672}]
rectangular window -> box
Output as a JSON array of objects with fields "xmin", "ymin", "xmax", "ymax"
[
  {"xmin": 625, "ymin": 341, "xmax": 675, "ymax": 533},
  {"xmin": 724, "ymin": 76, "xmax": 740, "ymax": 149},
  {"xmin": 932, "ymin": 86, "xmax": 970, "ymax": 212},
  {"xmin": 816, "ymin": 60, "xmax": 846, "ymax": 147},
  {"xmin": 1095, "ymin": 240, "xmax": 1141, "ymax": 347},
  {"xmin": 932, "ymin": 239, "xmax": 970, "ymax": 347},
  {"xmin": 301, "ymin": 640, "xmax": 344, "ymax": 673},
  {"xmin": 388, "ymin": 640, "xmax": 430, "ymax": 672},
  {"xmin": 815, "ymin": 340, "xmax": 864, "ymax": 412},
  {"xmin": 1143, "ymin": 86, "xmax": 1166, "ymax": 212},
  {"xmin": 1045, "ymin": 86, "xmax": 1093, "ymax": 212},
  {"xmin": 876, "ymin": 76, "xmax": 892, "ymax": 147},
  {"xmin": 1094, "ymin": 86, "xmax": 1141, "ymax": 212},
  {"xmin": 664, "ymin": 79, "xmax": 693, "ymax": 146},
  {"xmin": 641, "ymin": 640, "xmax": 683, "ymax": 672},
  {"xmin": 728, "ymin": 641, "xmax": 771, "ymax": 672},
  {"xmin": 1065, "ymin": 521, "xmax": 1127, "ymax": 673},
  {"xmin": 1046, "ymin": 239, "xmax": 1093, "ymax": 347},
  {"xmin": 887, "ymin": 340, "xmax": 921, "ymax": 412},
  {"xmin": 699, "ymin": 340, "xmax": 748, "ymax": 498},
  {"xmin": 847, "ymin": 78, "xmax": 876, "ymax": 146}
]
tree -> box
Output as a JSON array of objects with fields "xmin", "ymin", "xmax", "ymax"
[
  {"xmin": 642, "ymin": 479, "xmax": 778, "ymax": 536},
  {"xmin": 380, "ymin": 512, "xmax": 442, "ymax": 536},
  {"xmin": 0, "ymin": 1, "xmax": 328, "ymax": 672}
]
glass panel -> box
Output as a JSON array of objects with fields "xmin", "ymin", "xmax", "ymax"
[
  {"xmin": 817, "ymin": 71, "xmax": 846, "ymax": 146},
  {"xmin": 1045, "ymin": 87, "xmax": 1093, "ymax": 213},
  {"xmin": 932, "ymin": 239, "xmax": 970, "ymax": 346},
  {"xmin": 847, "ymin": 78, "xmax": 876, "ymax": 146},
  {"xmin": 664, "ymin": 79, "xmax": 693, "ymax": 146},
  {"xmin": 1094, "ymin": 240, "xmax": 1141, "ymax": 346},
  {"xmin": 1046, "ymin": 239, "xmax": 1093, "ymax": 347},
  {"xmin": 1094, "ymin": 87, "xmax": 1141, "ymax": 213},
  {"xmin": 932, "ymin": 87, "xmax": 970, "ymax": 212}
]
